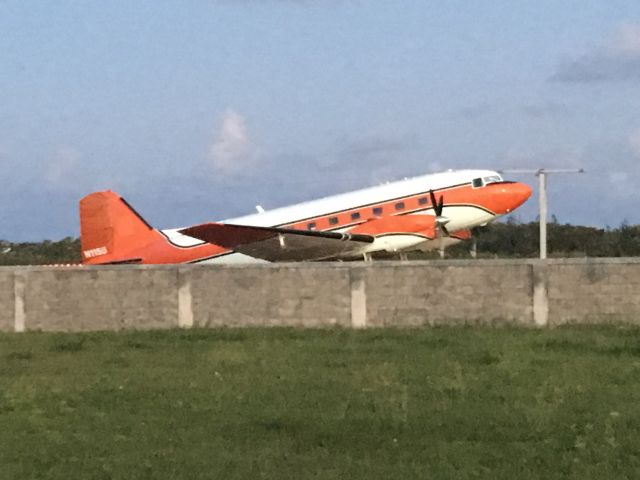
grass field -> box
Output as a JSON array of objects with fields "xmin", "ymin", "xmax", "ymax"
[{"xmin": 2, "ymin": 327, "xmax": 640, "ymax": 479}]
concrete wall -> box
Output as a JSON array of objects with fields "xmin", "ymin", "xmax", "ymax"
[{"xmin": 1, "ymin": 258, "xmax": 640, "ymax": 332}]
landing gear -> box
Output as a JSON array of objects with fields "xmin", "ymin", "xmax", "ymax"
[{"xmin": 470, "ymin": 238, "xmax": 477, "ymax": 259}]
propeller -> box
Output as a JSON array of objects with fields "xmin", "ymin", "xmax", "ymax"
[{"xmin": 429, "ymin": 190, "xmax": 450, "ymax": 237}]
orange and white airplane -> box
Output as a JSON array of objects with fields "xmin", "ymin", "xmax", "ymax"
[{"xmin": 79, "ymin": 169, "xmax": 532, "ymax": 265}]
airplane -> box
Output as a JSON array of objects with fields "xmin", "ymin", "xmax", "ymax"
[{"xmin": 79, "ymin": 169, "xmax": 532, "ymax": 265}]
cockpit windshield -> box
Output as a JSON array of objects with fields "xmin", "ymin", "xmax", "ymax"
[
  {"xmin": 472, "ymin": 174, "xmax": 503, "ymax": 188},
  {"xmin": 483, "ymin": 175, "xmax": 502, "ymax": 185}
]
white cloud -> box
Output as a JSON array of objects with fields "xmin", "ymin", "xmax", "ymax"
[
  {"xmin": 209, "ymin": 109, "xmax": 258, "ymax": 174},
  {"xmin": 45, "ymin": 147, "xmax": 82, "ymax": 188}
]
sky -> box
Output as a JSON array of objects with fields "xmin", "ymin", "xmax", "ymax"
[{"xmin": 2, "ymin": 0, "xmax": 640, "ymax": 240}]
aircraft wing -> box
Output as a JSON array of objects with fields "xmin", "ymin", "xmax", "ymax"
[{"xmin": 179, "ymin": 223, "xmax": 375, "ymax": 262}]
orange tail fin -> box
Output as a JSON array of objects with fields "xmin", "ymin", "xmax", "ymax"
[{"xmin": 79, "ymin": 191, "xmax": 160, "ymax": 264}]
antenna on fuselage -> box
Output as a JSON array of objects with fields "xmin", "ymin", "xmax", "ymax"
[{"xmin": 255, "ymin": 205, "xmax": 265, "ymax": 214}]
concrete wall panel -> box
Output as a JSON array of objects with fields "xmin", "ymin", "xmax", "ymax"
[
  {"xmin": 548, "ymin": 263, "xmax": 640, "ymax": 325},
  {"xmin": 190, "ymin": 266, "xmax": 351, "ymax": 328},
  {"xmin": 23, "ymin": 268, "xmax": 178, "ymax": 331},
  {"xmin": 365, "ymin": 263, "xmax": 534, "ymax": 326}
]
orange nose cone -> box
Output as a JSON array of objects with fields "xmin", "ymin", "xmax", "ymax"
[
  {"xmin": 503, "ymin": 182, "xmax": 532, "ymax": 213},
  {"xmin": 478, "ymin": 181, "xmax": 533, "ymax": 215}
]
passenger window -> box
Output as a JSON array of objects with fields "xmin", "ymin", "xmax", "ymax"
[
  {"xmin": 329, "ymin": 217, "xmax": 339, "ymax": 225},
  {"xmin": 418, "ymin": 197, "xmax": 428, "ymax": 205},
  {"xmin": 373, "ymin": 207, "xmax": 383, "ymax": 216},
  {"xmin": 395, "ymin": 202, "xmax": 405, "ymax": 211},
  {"xmin": 351, "ymin": 212, "xmax": 361, "ymax": 220},
  {"xmin": 307, "ymin": 222, "xmax": 316, "ymax": 230},
  {"xmin": 472, "ymin": 178, "xmax": 483, "ymax": 188}
]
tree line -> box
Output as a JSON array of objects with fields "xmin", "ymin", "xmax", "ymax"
[
  {"xmin": 0, "ymin": 237, "xmax": 82, "ymax": 266},
  {"xmin": 2, "ymin": 220, "xmax": 640, "ymax": 265},
  {"xmin": 445, "ymin": 219, "xmax": 640, "ymax": 259}
]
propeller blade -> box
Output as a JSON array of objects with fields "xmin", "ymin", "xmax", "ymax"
[
  {"xmin": 429, "ymin": 190, "xmax": 447, "ymax": 225},
  {"xmin": 428, "ymin": 189, "xmax": 450, "ymax": 239},
  {"xmin": 429, "ymin": 190, "xmax": 445, "ymax": 217},
  {"xmin": 429, "ymin": 190, "xmax": 439, "ymax": 215}
]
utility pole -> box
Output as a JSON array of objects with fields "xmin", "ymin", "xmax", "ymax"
[
  {"xmin": 538, "ymin": 172, "xmax": 548, "ymax": 259},
  {"xmin": 499, "ymin": 168, "xmax": 585, "ymax": 259}
]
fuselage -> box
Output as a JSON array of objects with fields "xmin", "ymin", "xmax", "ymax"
[{"xmin": 158, "ymin": 169, "xmax": 531, "ymax": 263}]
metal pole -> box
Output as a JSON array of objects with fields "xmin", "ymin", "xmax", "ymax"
[{"xmin": 538, "ymin": 171, "xmax": 547, "ymax": 259}]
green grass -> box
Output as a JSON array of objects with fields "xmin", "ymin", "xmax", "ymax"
[{"xmin": 2, "ymin": 327, "xmax": 640, "ymax": 479}]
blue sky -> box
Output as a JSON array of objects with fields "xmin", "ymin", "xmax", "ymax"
[{"xmin": 2, "ymin": 0, "xmax": 640, "ymax": 240}]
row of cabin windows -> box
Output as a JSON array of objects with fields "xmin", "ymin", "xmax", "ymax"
[{"xmin": 306, "ymin": 196, "xmax": 431, "ymax": 230}]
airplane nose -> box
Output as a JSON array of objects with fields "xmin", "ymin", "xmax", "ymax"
[
  {"xmin": 503, "ymin": 182, "xmax": 532, "ymax": 213},
  {"xmin": 514, "ymin": 182, "xmax": 532, "ymax": 203}
]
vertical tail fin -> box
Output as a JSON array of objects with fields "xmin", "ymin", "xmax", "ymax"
[{"xmin": 79, "ymin": 191, "xmax": 159, "ymax": 264}]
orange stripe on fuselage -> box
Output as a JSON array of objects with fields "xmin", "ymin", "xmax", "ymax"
[
  {"xmin": 282, "ymin": 181, "xmax": 530, "ymax": 232},
  {"xmin": 282, "ymin": 182, "xmax": 480, "ymax": 232}
]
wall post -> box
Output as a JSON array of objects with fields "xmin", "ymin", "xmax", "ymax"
[
  {"xmin": 177, "ymin": 267, "xmax": 194, "ymax": 328},
  {"xmin": 532, "ymin": 262, "xmax": 549, "ymax": 327},
  {"xmin": 350, "ymin": 267, "xmax": 367, "ymax": 328},
  {"xmin": 14, "ymin": 270, "xmax": 26, "ymax": 333}
]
